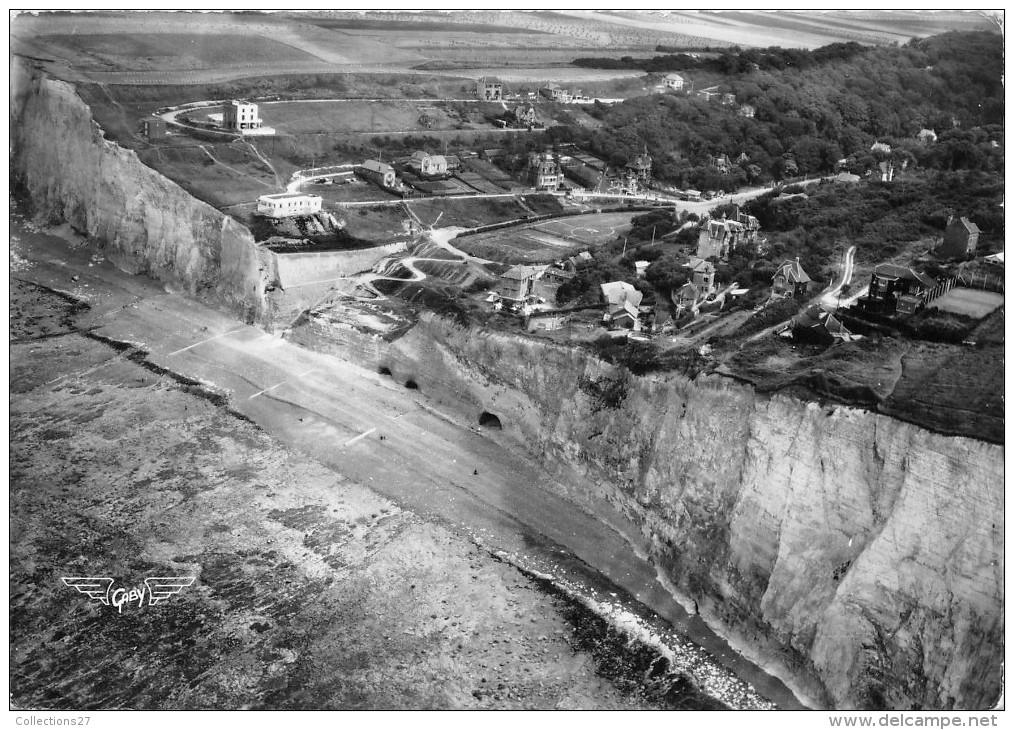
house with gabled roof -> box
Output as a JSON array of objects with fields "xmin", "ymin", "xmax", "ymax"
[
  {"xmin": 791, "ymin": 305, "xmax": 853, "ymax": 344},
  {"xmin": 600, "ymin": 281, "xmax": 644, "ymax": 330},
  {"xmin": 496, "ymin": 265, "xmax": 543, "ymax": 311},
  {"xmin": 662, "ymin": 73, "xmax": 685, "ymax": 90},
  {"xmin": 772, "ymin": 258, "xmax": 811, "ymax": 299},
  {"xmin": 626, "ymin": 149, "xmax": 653, "ymax": 182},
  {"xmin": 938, "ymin": 216, "xmax": 981, "ymax": 259},
  {"xmin": 672, "ymin": 281, "xmax": 700, "ymax": 315},
  {"xmin": 697, "ymin": 217, "xmax": 744, "ymax": 260},
  {"xmin": 409, "ymin": 151, "xmax": 448, "ymax": 177},
  {"xmin": 357, "ymin": 159, "xmax": 397, "ymax": 188},
  {"xmin": 685, "ymin": 257, "xmax": 715, "ymax": 294}
]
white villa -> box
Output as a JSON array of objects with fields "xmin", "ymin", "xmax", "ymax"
[
  {"xmin": 257, "ymin": 192, "xmax": 323, "ymax": 218},
  {"xmin": 222, "ymin": 101, "xmax": 275, "ymax": 136}
]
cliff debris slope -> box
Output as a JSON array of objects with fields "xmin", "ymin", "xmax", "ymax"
[
  {"xmin": 9, "ymin": 279, "xmax": 670, "ymax": 711},
  {"xmin": 338, "ymin": 315, "xmax": 1002, "ymax": 710},
  {"xmin": 10, "ymin": 58, "xmax": 268, "ymax": 319}
]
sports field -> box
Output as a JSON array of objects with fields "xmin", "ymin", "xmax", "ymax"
[
  {"xmin": 455, "ymin": 212, "xmax": 633, "ymax": 264},
  {"xmin": 928, "ymin": 288, "xmax": 1004, "ymax": 318}
]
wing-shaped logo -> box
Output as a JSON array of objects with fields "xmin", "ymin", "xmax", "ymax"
[
  {"xmin": 61, "ymin": 577, "xmax": 114, "ymax": 606},
  {"xmin": 144, "ymin": 577, "xmax": 196, "ymax": 606}
]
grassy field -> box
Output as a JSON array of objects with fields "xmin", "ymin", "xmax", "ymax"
[
  {"xmin": 406, "ymin": 197, "xmax": 535, "ymax": 230},
  {"xmin": 263, "ymin": 100, "xmax": 459, "ymax": 134},
  {"xmin": 339, "ymin": 206, "xmax": 411, "ymax": 242},
  {"xmin": 136, "ymin": 141, "xmax": 278, "ymax": 208},
  {"xmin": 454, "ymin": 212, "xmax": 633, "ymax": 264},
  {"xmin": 928, "ymin": 288, "xmax": 1004, "ymax": 318},
  {"xmin": 35, "ymin": 33, "xmax": 321, "ymax": 72}
]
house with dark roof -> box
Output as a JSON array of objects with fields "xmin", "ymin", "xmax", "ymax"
[
  {"xmin": 865, "ymin": 263, "xmax": 938, "ymax": 314},
  {"xmin": 938, "ymin": 216, "xmax": 981, "ymax": 259},
  {"xmin": 512, "ymin": 104, "xmax": 539, "ymax": 127},
  {"xmin": 477, "ymin": 76, "xmax": 503, "ymax": 101},
  {"xmin": 697, "ymin": 217, "xmax": 745, "ymax": 260},
  {"xmin": 685, "ymin": 257, "xmax": 716, "ymax": 294},
  {"xmin": 539, "ymin": 83, "xmax": 571, "ymax": 102},
  {"xmin": 528, "ymin": 151, "xmax": 563, "ymax": 191},
  {"xmin": 142, "ymin": 117, "xmax": 167, "ymax": 139},
  {"xmin": 791, "ymin": 305, "xmax": 853, "ymax": 345},
  {"xmin": 651, "ymin": 307, "xmax": 675, "ymax": 333},
  {"xmin": 772, "ymin": 258, "xmax": 811, "ymax": 299},
  {"xmin": 672, "ymin": 281, "xmax": 700, "ymax": 314},
  {"xmin": 863, "ymin": 265, "xmax": 931, "ymax": 314},
  {"xmin": 357, "ymin": 160, "xmax": 397, "ymax": 188},
  {"xmin": 496, "ymin": 265, "xmax": 543, "ymax": 311},
  {"xmin": 625, "ymin": 150, "xmax": 653, "ymax": 182}
]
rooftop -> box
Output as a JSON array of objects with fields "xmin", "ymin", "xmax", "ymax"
[{"xmin": 259, "ymin": 192, "xmax": 321, "ymax": 201}]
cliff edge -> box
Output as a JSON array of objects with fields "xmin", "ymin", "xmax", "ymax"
[{"xmin": 10, "ymin": 58, "xmax": 268, "ymax": 319}]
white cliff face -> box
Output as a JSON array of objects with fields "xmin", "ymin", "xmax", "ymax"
[
  {"xmin": 11, "ymin": 60, "xmax": 268, "ymax": 318},
  {"xmin": 11, "ymin": 57, "xmax": 1001, "ymax": 709},
  {"xmin": 370, "ymin": 317, "xmax": 1003, "ymax": 710}
]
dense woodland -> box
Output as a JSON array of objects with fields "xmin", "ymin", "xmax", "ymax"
[
  {"xmin": 558, "ymin": 32, "xmax": 1003, "ymax": 193},
  {"xmin": 552, "ymin": 31, "xmax": 1003, "ymax": 314}
]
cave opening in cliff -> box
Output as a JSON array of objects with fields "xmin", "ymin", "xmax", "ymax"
[
  {"xmin": 404, "ymin": 379, "xmax": 419, "ymax": 390},
  {"xmin": 479, "ymin": 411, "xmax": 502, "ymax": 430},
  {"xmin": 378, "ymin": 366, "xmax": 392, "ymax": 377}
]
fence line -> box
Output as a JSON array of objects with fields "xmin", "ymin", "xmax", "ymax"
[{"xmin": 956, "ymin": 271, "xmax": 1004, "ymax": 294}]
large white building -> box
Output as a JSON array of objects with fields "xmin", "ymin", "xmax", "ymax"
[
  {"xmin": 256, "ymin": 192, "xmax": 323, "ymax": 218},
  {"xmin": 223, "ymin": 101, "xmax": 261, "ymax": 131}
]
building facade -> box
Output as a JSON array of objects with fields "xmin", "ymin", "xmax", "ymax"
[
  {"xmin": 686, "ymin": 258, "xmax": 716, "ymax": 294},
  {"xmin": 529, "ymin": 152, "xmax": 563, "ymax": 191},
  {"xmin": 477, "ymin": 77, "xmax": 503, "ymax": 101},
  {"xmin": 662, "ymin": 73, "xmax": 685, "ymax": 90},
  {"xmin": 256, "ymin": 192, "xmax": 323, "ymax": 218},
  {"xmin": 772, "ymin": 258, "xmax": 811, "ymax": 298},
  {"xmin": 496, "ymin": 265, "xmax": 542, "ymax": 311},
  {"xmin": 938, "ymin": 216, "xmax": 981, "ymax": 258},
  {"xmin": 223, "ymin": 101, "xmax": 263, "ymax": 132},
  {"xmin": 697, "ymin": 218, "xmax": 744, "ymax": 260},
  {"xmin": 865, "ymin": 263, "xmax": 938, "ymax": 314},
  {"xmin": 409, "ymin": 151, "xmax": 448, "ymax": 177},
  {"xmin": 142, "ymin": 117, "xmax": 167, "ymax": 140},
  {"xmin": 358, "ymin": 160, "xmax": 397, "ymax": 189}
]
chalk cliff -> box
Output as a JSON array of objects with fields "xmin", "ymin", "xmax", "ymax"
[
  {"xmin": 354, "ymin": 314, "xmax": 1001, "ymax": 710},
  {"xmin": 11, "ymin": 57, "xmax": 1002, "ymax": 711},
  {"xmin": 10, "ymin": 59, "xmax": 268, "ymax": 318}
]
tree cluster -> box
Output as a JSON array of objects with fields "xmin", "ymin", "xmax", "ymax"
[{"xmin": 561, "ymin": 32, "xmax": 1002, "ymax": 192}]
